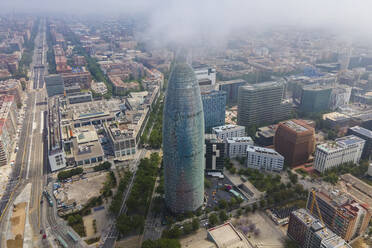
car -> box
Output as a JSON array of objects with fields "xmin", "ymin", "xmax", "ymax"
[{"xmin": 10, "ymin": 161, "xmax": 15, "ymax": 166}]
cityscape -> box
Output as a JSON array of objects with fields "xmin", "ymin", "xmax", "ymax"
[{"xmin": 1, "ymin": 1, "xmax": 372, "ymax": 248}]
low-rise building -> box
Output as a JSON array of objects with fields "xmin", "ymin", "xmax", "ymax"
[
  {"xmin": 0, "ymin": 79, "xmax": 23, "ymax": 105},
  {"xmin": 314, "ymin": 135, "xmax": 365, "ymax": 173},
  {"xmin": 225, "ymin": 136, "xmax": 253, "ymax": 158},
  {"xmin": 105, "ymin": 121, "xmax": 136, "ymax": 158},
  {"xmin": 45, "ymin": 74, "xmax": 65, "ymax": 97},
  {"xmin": 207, "ymin": 222, "xmax": 252, "ymax": 248},
  {"xmin": 212, "ymin": 124, "xmax": 245, "ymax": 140},
  {"xmin": 246, "ymin": 145, "xmax": 284, "ymax": 172}
]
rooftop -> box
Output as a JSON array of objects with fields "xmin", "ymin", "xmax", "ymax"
[
  {"xmin": 208, "ymin": 222, "xmax": 250, "ymax": 248},
  {"xmin": 246, "ymin": 145, "xmax": 283, "ymax": 158},
  {"xmin": 240, "ymin": 81, "xmax": 283, "ymax": 91},
  {"xmin": 349, "ymin": 126, "xmax": 372, "ymax": 139},
  {"xmin": 226, "ymin": 136, "xmax": 253, "ymax": 143},
  {"xmin": 213, "ymin": 124, "xmax": 244, "ymax": 132},
  {"xmin": 282, "ymin": 120, "xmax": 308, "ymax": 132}
]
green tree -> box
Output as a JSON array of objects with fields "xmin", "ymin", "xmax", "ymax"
[
  {"xmin": 219, "ymin": 210, "xmax": 228, "ymax": 222},
  {"xmin": 142, "ymin": 238, "xmax": 181, "ymax": 248},
  {"xmin": 218, "ymin": 199, "xmax": 228, "ymax": 209},
  {"xmin": 208, "ymin": 213, "xmax": 219, "ymax": 227},
  {"xmin": 192, "ymin": 218, "xmax": 199, "ymax": 231}
]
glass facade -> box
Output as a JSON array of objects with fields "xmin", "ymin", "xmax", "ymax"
[
  {"xmin": 163, "ymin": 62, "xmax": 205, "ymax": 213},
  {"xmin": 201, "ymin": 90, "xmax": 226, "ymax": 133}
]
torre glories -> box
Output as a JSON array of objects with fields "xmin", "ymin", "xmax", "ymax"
[{"xmin": 163, "ymin": 57, "xmax": 205, "ymax": 213}]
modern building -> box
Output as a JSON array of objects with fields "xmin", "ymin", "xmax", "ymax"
[
  {"xmin": 255, "ymin": 124, "xmax": 277, "ymax": 147},
  {"xmin": 300, "ymin": 84, "xmax": 332, "ymax": 113},
  {"xmin": 201, "ymin": 90, "xmax": 226, "ymax": 133},
  {"xmin": 330, "ymin": 86, "xmax": 352, "ymax": 111},
  {"xmin": 274, "ymin": 119, "xmax": 315, "ymax": 167},
  {"xmin": 0, "ymin": 95, "xmax": 17, "ymax": 166},
  {"xmin": 212, "ymin": 124, "xmax": 245, "ymax": 140},
  {"xmin": 237, "ymin": 81, "xmax": 292, "ymax": 127},
  {"xmin": 225, "ymin": 137, "xmax": 253, "ymax": 158},
  {"xmin": 314, "ymin": 135, "xmax": 365, "ymax": 173},
  {"xmin": 218, "ymin": 79, "xmax": 246, "ymax": 106},
  {"xmin": 205, "ymin": 134, "xmax": 225, "ymax": 171},
  {"xmin": 66, "ymin": 92, "xmax": 93, "ymax": 105},
  {"xmin": 246, "ymin": 145, "xmax": 284, "ymax": 172},
  {"xmin": 347, "ymin": 126, "xmax": 372, "ymax": 160},
  {"xmin": 306, "ymin": 189, "xmax": 372, "ymax": 242},
  {"xmin": 287, "ymin": 208, "xmax": 351, "ymax": 248},
  {"xmin": 105, "ymin": 120, "xmax": 137, "ymax": 158},
  {"xmin": 162, "ymin": 59, "xmax": 205, "ymax": 213},
  {"xmin": 194, "ymin": 66, "xmax": 216, "ymax": 91},
  {"xmin": 45, "ymin": 74, "xmax": 65, "ymax": 97},
  {"xmin": 61, "ymin": 70, "xmax": 92, "ymax": 89}
]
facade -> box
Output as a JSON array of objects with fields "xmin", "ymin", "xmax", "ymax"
[
  {"xmin": 67, "ymin": 92, "xmax": 93, "ymax": 105},
  {"xmin": 314, "ymin": 135, "xmax": 365, "ymax": 173},
  {"xmin": 347, "ymin": 126, "xmax": 372, "ymax": 160},
  {"xmin": 45, "ymin": 74, "xmax": 65, "ymax": 97},
  {"xmin": 0, "ymin": 79, "xmax": 23, "ymax": 105},
  {"xmin": 218, "ymin": 79, "xmax": 246, "ymax": 106},
  {"xmin": 226, "ymin": 136, "xmax": 253, "ymax": 158},
  {"xmin": 330, "ymin": 85, "xmax": 352, "ymax": 110},
  {"xmin": 105, "ymin": 121, "xmax": 137, "ymax": 158},
  {"xmin": 162, "ymin": 60, "xmax": 205, "ymax": 213},
  {"xmin": 300, "ymin": 84, "xmax": 332, "ymax": 113},
  {"xmin": 0, "ymin": 95, "xmax": 17, "ymax": 166},
  {"xmin": 212, "ymin": 124, "xmax": 245, "ymax": 140},
  {"xmin": 205, "ymin": 134, "xmax": 225, "ymax": 171},
  {"xmin": 61, "ymin": 70, "xmax": 92, "ymax": 89},
  {"xmin": 306, "ymin": 189, "xmax": 372, "ymax": 242},
  {"xmin": 194, "ymin": 67, "xmax": 216, "ymax": 91},
  {"xmin": 246, "ymin": 145, "xmax": 284, "ymax": 172},
  {"xmin": 237, "ymin": 81, "xmax": 292, "ymax": 127},
  {"xmin": 72, "ymin": 127, "xmax": 104, "ymax": 166},
  {"xmin": 274, "ymin": 119, "xmax": 315, "ymax": 167},
  {"xmin": 201, "ymin": 90, "xmax": 226, "ymax": 133}
]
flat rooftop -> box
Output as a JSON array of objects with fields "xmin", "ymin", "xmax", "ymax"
[
  {"xmin": 291, "ymin": 208, "xmax": 317, "ymax": 226},
  {"xmin": 213, "ymin": 124, "xmax": 244, "ymax": 132},
  {"xmin": 241, "ymin": 81, "xmax": 283, "ymax": 91},
  {"xmin": 336, "ymin": 135, "xmax": 365, "ymax": 147},
  {"xmin": 208, "ymin": 222, "xmax": 250, "ymax": 248},
  {"xmin": 349, "ymin": 126, "xmax": 372, "ymax": 139},
  {"xmin": 247, "ymin": 145, "xmax": 283, "ymax": 157},
  {"xmin": 226, "ymin": 137, "xmax": 253, "ymax": 143},
  {"xmin": 282, "ymin": 120, "xmax": 308, "ymax": 132}
]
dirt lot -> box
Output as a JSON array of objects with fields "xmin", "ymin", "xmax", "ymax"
[
  {"xmin": 56, "ymin": 172, "xmax": 108, "ymax": 207},
  {"xmin": 115, "ymin": 235, "xmax": 141, "ymax": 248},
  {"xmin": 7, "ymin": 202, "xmax": 27, "ymax": 248}
]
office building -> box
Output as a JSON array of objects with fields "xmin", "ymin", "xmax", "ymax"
[
  {"xmin": 314, "ymin": 135, "xmax": 365, "ymax": 173},
  {"xmin": 194, "ymin": 66, "xmax": 217, "ymax": 92},
  {"xmin": 45, "ymin": 74, "xmax": 65, "ymax": 97},
  {"xmin": 237, "ymin": 81, "xmax": 292, "ymax": 127},
  {"xmin": 61, "ymin": 70, "xmax": 91, "ymax": 89},
  {"xmin": 255, "ymin": 124, "xmax": 277, "ymax": 146},
  {"xmin": 246, "ymin": 145, "xmax": 284, "ymax": 172},
  {"xmin": 205, "ymin": 134, "xmax": 225, "ymax": 171},
  {"xmin": 347, "ymin": 126, "xmax": 372, "ymax": 160},
  {"xmin": 274, "ymin": 119, "xmax": 315, "ymax": 167},
  {"xmin": 212, "ymin": 124, "xmax": 245, "ymax": 140},
  {"xmin": 201, "ymin": 90, "xmax": 226, "ymax": 133},
  {"xmin": 66, "ymin": 92, "xmax": 93, "ymax": 105},
  {"xmin": 330, "ymin": 86, "xmax": 351, "ymax": 111},
  {"xmin": 226, "ymin": 137, "xmax": 253, "ymax": 158},
  {"xmin": 218, "ymin": 79, "xmax": 246, "ymax": 106},
  {"xmin": 306, "ymin": 189, "xmax": 372, "ymax": 242},
  {"xmin": 300, "ymin": 84, "xmax": 332, "ymax": 113},
  {"xmin": 163, "ymin": 59, "xmax": 205, "ymax": 213}
]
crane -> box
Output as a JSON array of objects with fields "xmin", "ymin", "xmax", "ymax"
[{"xmin": 310, "ymin": 189, "xmax": 325, "ymax": 226}]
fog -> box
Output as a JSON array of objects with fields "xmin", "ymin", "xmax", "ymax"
[{"xmin": 2, "ymin": 0, "xmax": 372, "ymax": 44}]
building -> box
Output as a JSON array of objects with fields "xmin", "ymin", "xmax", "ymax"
[
  {"xmin": 225, "ymin": 137, "xmax": 253, "ymax": 158},
  {"xmin": 105, "ymin": 121, "xmax": 136, "ymax": 158},
  {"xmin": 300, "ymin": 84, "xmax": 332, "ymax": 113},
  {"xmin": 0, "ymin": 95, "xmax": 17, "ymax": 166},
  {"xmin": 207, "ymin": 222, "xmax": 252, "ymax": 248},
  {"xmin": 347, "ymin": 126, "xmax": 372, "ymax": 160},
  {"xmin": 255, "ymin": 124, "xmax": 277, "ymax": 147},
  {"xmin": 218, "ymin": 79, "xmax": 246, "ymax": 106},
  {"xmin": 61, "ymin": 70, "xmax": 91, "ymax": 89},
  {"xmin": 162, "ymin": 59, "xmax": 205, "ymax": 213},
  {"xmin": 45, "ymin": 74, "xmax": 65, "ymax": 97},
  {"xmin": 288, "ymin": 208, "xmax": 351, "ymax": 248},
  {"xmin": 48, "ymin": 97, "xmax": 66, "ymax": 171},
  {"xmin": 314, "ymin": 135, "xmax": 365, "ymax": 173},
  {"xmin": 274, "ymin": 119, "xmax": 315, "ymax": 167},
  {"xmin": 201, "ymin": 90, "xmax": 226, "ymax": 133},
  {"xmin": 306, "ymin": 189, "xmax": 372, "ymax": 242},
  {"xmin": 0, "ymin": 79, "xmax": 23, "ymax": 105},
  {"xmin": 330, "ymin": 86, "xmax": 351, "ymax": 111},
  {"xmin": 205, "ymin": 134, "xmax": 225, "ymax": 171},
  {"xmin": 237, "ymin": 81, "xmax": 292, "ymax": 127},
  {"xmin": 323, "ymin": 112, "xmax": 351, "ymax": 129},
  {"xmin": 194, "ymin": 66, "xmax": 216, "ymax": 92},
  {"xmin": 212, "ymin": 124, "xmax": 245, "ymax": 140},
  {"xmin": 246, "ymin": 145, "xmax": 284, "ymax": 172},
  {"xmin": 66, "ymin": 92, "xmax": 93, "ymax": 105}
]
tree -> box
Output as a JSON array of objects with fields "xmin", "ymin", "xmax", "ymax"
[
  {"xmin": 218, "ymin": 199, "xmax": 228, "ymax": 209},
  {"xmin": 204, "ymin": 178, "xmax": 212, "ymax": 189},
  {"xmin": 252, "ymin": 203, "xmax": 257, "ymax": 212},
  {"xmin": 163, "ymin": 226, "xmax": 182, "ymax": 239},
  {"xmin": 142, "ymin": 238, "xmax": 181, "ymax": 248},
  {"xmin": 183, "ymin": 222, "xmax": 193, "ymax": 235},
  {"xmin": 219, "ymin": 210, "xmax": 228, "ymax": 222},
  {"xmin": 117, "ymin": 214, "xmax": 132, "ymax": 235},
  {"xmin": 192, "ymin": 218, "xmax": 199, "ymax": 231},
  {"xmin": 209, "ymin": 213, "xmax": 219, "ymax": 227}
]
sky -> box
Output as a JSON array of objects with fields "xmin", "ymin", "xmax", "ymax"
[{"xmin": 1, "ymin": 0, "xmax": 372, "ymax": 44}]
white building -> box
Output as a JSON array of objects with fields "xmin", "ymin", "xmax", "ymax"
[
  {"xmin": 226, "ymin": 137, "xmax": 253, "ymax": 158},
  {"xmin": 246, "ymin": 145, "xmax": 284, "ymax": 172},
  {"xmin": 330, "ymin": 85, "xmax": 351, "ymax": 110},
  {"xmin": 194, "ymin": 67, "xmax": 216, "ymax": 86},
  {"xmin": 212, "ymin": 124, "xmax": 245, "ymax": 140},
  {"xmin": 49, "ymin": 151, "xmax": 66, "ymax": 172},
  {"xmin": 314, "ymin": 135, "xmax": 365, "ymax": 173}
]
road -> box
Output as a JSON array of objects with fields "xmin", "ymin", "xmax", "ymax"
[{"xmin": 101, "ymin": 149, "xmax": 147, "ymax": 248}]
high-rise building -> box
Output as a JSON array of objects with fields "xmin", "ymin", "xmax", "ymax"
[
  {"xmin": 212, "ymin": 124, "xmax": 245, "ymax": 140},
  {"xmin": 218, "ymin": 79, "xmax": 246, "ymax": 106},
  {"xmin": 347, "ymin": 126, "xmax": 372, "ymax": 160},
  {"xmin": 274, "ymin": 119, "xmax": 315, "ymax": 167},
  {"xmin": 45, "ymin": 74, "xmax": 65, "ymax": 97},
  {"xmin": 201, "ymin": 90, "xmax": 226, "ymax": 133},
  {"xmin": 300, "ymin": 84, "xmax": 332, "ymax": 113},
  {"xmin": 330, "ymin": 85, "xmax": 351, "ymax": 110},
  {"xmin": 194, "ymin": 66, "xmax": 217, "ymax": 92},
  {"xmin": 163, "ymin": 60, "xmax": 205, "ymax": 213},
  {"xmin": 246, "ymin": 145, "xmax": 284, "ymax": 172},
  {"xmin": 225, "ymin": 137, "xmax": 253, "ymax": 158},
  {"xmin": 205, "ymin": 134, "xmax": 225, "ymax": 171},
  {"xmin": 314, "ymin": 135, "xmax": 365, "ymax": 173},
  {"xmin": 237, "ymin": 81, "xmax": 292, "ymax": 127},
  {"xmin": 306, "ymin": 189, "xmax": 372, "ymax": 241},
  {"xmin": 288, "ymin": 208, "xmax": 351, "ymax": 248}
]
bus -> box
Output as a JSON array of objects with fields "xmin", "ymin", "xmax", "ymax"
[
  {"xmin": 43, "ymin": 190, "xmax": 53, "ymax": 207},
  {"xmin": 67, "ymin": 230, "xmax": 78, "ymax": 243},
  {"xmin": 57, "ymin": 236, "xmax": 68, "ymax": 248}
]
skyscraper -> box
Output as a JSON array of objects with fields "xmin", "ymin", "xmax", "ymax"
[
  {"xmin": 201, "ymin": 90, "xmax": 226, "ymax": 133},
  {"xmin": 163, "ymin": 59, "xmax": 205, "ymax": 213},
  {"xmin": 237, "ymin": 81, "xmax": 292, "ymax": 127}
]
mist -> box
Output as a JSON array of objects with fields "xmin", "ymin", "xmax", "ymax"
[{"xmin": 1, "ymin": 0, "xmax": 372, "ymax": 45}]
